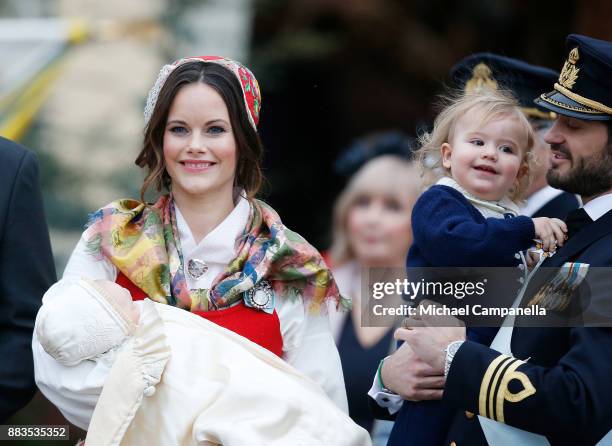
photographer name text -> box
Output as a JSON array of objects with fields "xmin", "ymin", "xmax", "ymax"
[{"xmin": 372, "ymin": 304, "xmax": 547, "ymax": 318}]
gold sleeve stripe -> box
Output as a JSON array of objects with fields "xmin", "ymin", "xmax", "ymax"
[
  {"xmin": 478, "ymin": 355, "xmax": 515, "ymax": 418},
  {"xmin": 495, "ymin": 360, "xmax": 536, "ymax": 423},
  {"xmin": 489, "ymin": 358, "xmax": 519, "ymax": 421}
]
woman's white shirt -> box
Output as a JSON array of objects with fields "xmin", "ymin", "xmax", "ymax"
[{"xmin": 32, "ymin": 196, "xmax": 347, "ymax": 429}]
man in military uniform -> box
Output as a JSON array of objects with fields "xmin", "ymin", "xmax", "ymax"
[
  {"xmin": 451, "ymin": 53, "xmax": 580, "ymax": 220},
  {"xmin": 373, "ymin": 34, "xmax": 612, "ymax": 445}
]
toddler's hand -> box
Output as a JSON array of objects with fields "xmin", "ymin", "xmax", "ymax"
[{"xmin": 532, "ymin": 217, "xmax": 567, "ymax": 252}]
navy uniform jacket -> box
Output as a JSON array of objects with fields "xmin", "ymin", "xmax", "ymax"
[
  {"xmin": 443, "ymin": 208, "xmax": 612, "ymax": 446},
  {"xmin": 0, "ymin": 137, "xmax": 56, "ymax": 421}
]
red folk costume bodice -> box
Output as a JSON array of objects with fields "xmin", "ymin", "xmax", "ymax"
[{"xmin": 116, "ymin": 272, "xmax": 283, "ymax": 357}]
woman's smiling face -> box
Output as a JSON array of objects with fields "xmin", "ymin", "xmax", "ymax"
[{"xmin": 163, "ymin": 82, "xmax": 237, "ymax": 201}]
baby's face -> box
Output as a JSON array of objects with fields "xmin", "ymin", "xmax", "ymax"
[
  {"xmin": 92, "ymin": 280, "xmax": 140, "ymax": 325},
  {"xmin": 37, "ymin": 279, "xmax": 140, "ymax": 366},
  {"xmin": 441, "ymin": 112, "xmax": 527, "ymax": 201}
]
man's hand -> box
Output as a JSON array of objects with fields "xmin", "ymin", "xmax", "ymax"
[
  {"xmin": 380, "ymin": 341, "xmax": 446, "ymax": 401},
  {"xmin": 396, "ymin": 308, "xmax": 466, "ymax": 374}
]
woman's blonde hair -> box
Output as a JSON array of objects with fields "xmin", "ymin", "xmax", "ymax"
[
  {"xmin": 329, "ymin": 155, "xmax": 422, "ymax": 266},
  {"xmin": 416, "ymin": 88, "xmax": 536, "ymax": 202}
]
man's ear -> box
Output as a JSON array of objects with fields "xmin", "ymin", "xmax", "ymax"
[{"xmin": 441, "ymin": 143, "xmax": 452, "ymax": 169}]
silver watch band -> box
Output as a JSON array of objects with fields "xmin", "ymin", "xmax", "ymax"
[{"xmin": 444, "ymin": 340, "xmax": 464, "ymax": 377}]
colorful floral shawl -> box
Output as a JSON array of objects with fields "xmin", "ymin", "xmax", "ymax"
[{"xmin": 84, "ymin": 195, "xmax": 348, "ymax": 314}]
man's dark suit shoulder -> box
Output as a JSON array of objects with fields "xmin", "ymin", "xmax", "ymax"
[
  {"xmin": 0, "ymin": 136, "xmax": 36, "ymax": 168},
  {"xmin": 0, "ymin": 136, "xmax": 56, "ymax": 422}
]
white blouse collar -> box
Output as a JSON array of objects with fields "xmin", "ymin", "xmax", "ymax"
[{"xmin": 174, "ymin": 194, "xmax": 251, "ymax": 264}]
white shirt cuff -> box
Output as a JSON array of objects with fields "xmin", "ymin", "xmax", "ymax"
[{"xmin": 367, "ymin": 369, "xmax": 403, "ymax": 415}]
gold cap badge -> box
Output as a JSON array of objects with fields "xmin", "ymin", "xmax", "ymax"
[
  {"xmin": 559, "ymin": 47, "xmax": 580, "ymax": 90},
  {"xmin": 465, "ymin": 63, "xmax": 498, "ymax": 93}
]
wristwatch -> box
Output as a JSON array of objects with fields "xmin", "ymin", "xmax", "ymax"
[{"xmin": 444, "ymin": 341, "xmax": 464, "ymax": 377}]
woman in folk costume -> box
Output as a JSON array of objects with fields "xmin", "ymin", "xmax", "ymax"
[{"xmin": 32, "ymin": 56, "xmax": 352, "ymax": 439}]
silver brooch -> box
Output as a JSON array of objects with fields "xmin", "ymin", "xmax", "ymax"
[
  {"xmin": 187, "ymin": 258, "xmax": 208, "ymax": 279},
  {"xmin": 245, "ymin": 280, "xmax": 274, "ymax": 310}
]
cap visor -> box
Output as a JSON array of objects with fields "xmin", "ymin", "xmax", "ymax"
[{"xmin": 535, "ymin": 90, "xmax": 611, "ymax": 121}]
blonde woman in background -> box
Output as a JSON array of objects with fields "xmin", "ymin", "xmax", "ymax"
[{"xmin": 328, "ymin": 153, "xmax": 422, "ymax": 443}]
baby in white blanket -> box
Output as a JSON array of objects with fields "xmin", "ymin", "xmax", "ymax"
[
  {"xmin": 35, "ymin": 279, "xmax": 371, "ymax": 446},
  {"xmin": 36, "ymin": 279, "xmax": 141, "ymax": 368}
]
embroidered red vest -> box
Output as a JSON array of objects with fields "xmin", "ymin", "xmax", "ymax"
[{"xmin": 116, "ymin": 272, "xmax": 283, "ymax": 357}]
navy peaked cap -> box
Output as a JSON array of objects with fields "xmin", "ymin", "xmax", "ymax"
[
  {"xmin": 451, "ymin": 52, "xmax": 559, "ymax": 120},
  {"xmin": 536, "ymin": 34, "xmax": 612, "ymax": 121}
]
